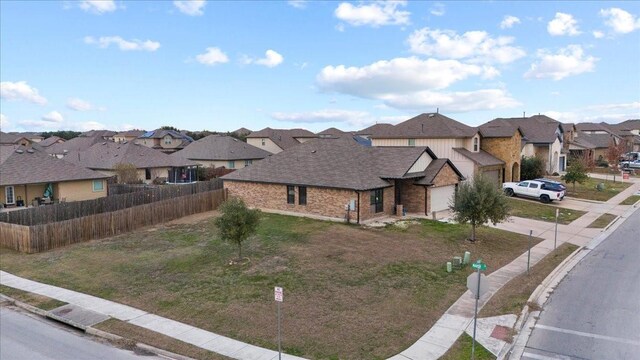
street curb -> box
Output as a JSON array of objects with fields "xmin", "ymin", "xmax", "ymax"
[
  {"xmin": 504, "ymin": 203, "xmax": 640, "ymax": 359},
  {"xmin": 0, "ymin": 294, "xmax": 193, "ymax": 360}
]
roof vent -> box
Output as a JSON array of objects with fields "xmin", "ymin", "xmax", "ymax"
[
  {"xmin": 63, "ymin": 150, "xmax": 69, "ymax": 154},
  {"xmin": 311, "ymin": 150, "xmax": 316, "ymax": 153},
  {"xmin": 15, "ymin": 149, "xmax": 24, "ymax": 154},
  {"xmin": 27, "ymin": 149, "xmax": 34, "ymax": 153},
  {"xmin": 428, "ymin": 114, "xmax": 435, "ymax": 118},
  {"xmin": 102, "ymin": 142, "xmax": 107, "ymax": 145}
]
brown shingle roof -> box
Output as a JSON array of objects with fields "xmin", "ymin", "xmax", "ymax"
[
  {"xmin": 478, "ymin": 122, "xmax": 523, "ymax": 138},
  {"xmin": 453, "ymin": 148, "xmax": 505, "ymax": 166},
  {"xmin": 0, "ymin": 131, "xmax": 30, "ymax": 145},
  {"xmin": 413, "ymin": 159, "xmax": 465, "ymax": 185},
  {"xmin": 171, "ymin": 135, "xmax": 271, "ymax": 162},
  {"xmin": 317, "ymin": 127, "xmax": 347, "ymax": 136},
  {"xmin": 232, "ymin": 127, "xmax": 252, "ymax": 136},
  {"xmin": 355, "ymin": 123, "xmax": 394, "ymax": 136},
  {"xmin": 47, "ymin": 136, "xmax": 104, "ymax": 154},
  {"xmin": 223, "ymin": 137, "xmax": 433, "ymax": 190},
  {"xmin": 114, "ymin": 130, "xmax": 146, "ymax": 137},
  {"xmin": 38, "ymin": 136, "xmax": 65, "ymax": 148},
  {"xmin": 486, "ymin": 115, "xmax": 561, "ymax": 143},
  {"xmin": 246, "ymin": 127, "xmax": 317, "ymax": 150},
  {"xmin": 62, "ymin": 141, "xmax": 196, "ymax": 170},
  {"xmin": 574, "ymin": 132, "xmax": 618, "ymax": 149},
  {"xmin": 370, "ymin": 113, "xmax": 478, "ymax": 139},
  {"xmin": 0, "ymin": 145, "xmax": 108, "ymax": 186}
]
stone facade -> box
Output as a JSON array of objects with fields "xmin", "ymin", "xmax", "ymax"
[{"xmin": 481, "ymin": 130, "xmax": 522, "ymax": 182}]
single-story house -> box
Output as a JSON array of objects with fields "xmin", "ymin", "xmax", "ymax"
[
  {"xmin": 223, "ymin": 137, "xmax": 464, "ymax": 223},
  {"xmin": 246, "ymin": 127, "xmax": 317, "ymax": 154},
  {"xmin": 171, "ymin": 134, "xmax": 271, "ymax": 170},
  {"xmin": 61, "ymin": 141, "xmax": 198, "ymax": 184},
  {"xmin": 1, "ymin": 145, "xmax": 109, "ymax": 207}
]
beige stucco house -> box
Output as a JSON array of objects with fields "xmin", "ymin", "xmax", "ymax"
[
  {"xmin": 172, "ymin": 134, "xmax": 271, "ymax": 170},
  {"xmin": 246, "ymin": 128, "xmax": 317, "ymax": 154},
  {"xmin": 113, "ymin": 130, "xmax": 146, "ymax": 143},
  {"xmin": 135, "ymin": 129, "xmax": 194, "ymax": 154}
]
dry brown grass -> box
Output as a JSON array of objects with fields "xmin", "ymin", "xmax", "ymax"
[
  {"xmin": 479, "ymin": 243, "xmax": 578, "ymax": 318},
  {"xmin": 0, "ymin": 213, "xmax": 539, "ymax": 359},
  {"xmin": 587, "ymin": 213, "xmax": 617, "ymax": 228},
  {"xmin": 0, "ymin": 284, "xmax": 66, "ymax": 310}
]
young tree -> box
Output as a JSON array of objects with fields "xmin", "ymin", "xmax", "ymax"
[
  {"xmin": 562, "ymin": 157, "xmax": 590, "ymax": 191},
  {"xmin": 214, "ymin": 198, "xmax": 261, "ymax": 260},
  {"xmin": 450, "ymin": 176, "xmax": 510, "ymax": 242},
  {"xmin": 606, "ymin": 139, "xmax": 626, "ymax": 182},
  {"xmin": 520, "ymin": 155, "xmax": 545, "ymax": 180},
  {"xmin": 113, "ymin": 163, "xmax": 140, "ymax": 184}
]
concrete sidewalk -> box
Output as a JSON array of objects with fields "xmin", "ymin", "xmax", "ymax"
[{"xmin": 0, "ymin": 271, "xmax": 304, "ymax": 360}]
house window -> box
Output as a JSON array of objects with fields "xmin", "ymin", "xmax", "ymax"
[
  {"xmin": 228, "ymin": 160, "xmax": 236, "ymax": 169},
  {"xmin": 244, "ymin": 159, "xmax": 252, "ymax": 166},
  {"xmin": 5, "ymin": 185, "xmax": 15, "ymax": 204},
  {"xmin": 92, "ymin": 180, "xmax": 104, "ymax": 192},
  {"xmin": 299, "ymin": 186, "xmax": 307, "ymax": 205},
  {"xmin": 145, "ymin": 169, "xmax": 151, "ymax": 180},
  {"xmin": 261, "ymin": 139, "xmax": 266, "ymax": 146},
  {"xmin": 370, "ymin": 188, "xmax": 384, "ymax": 213},
  {"xmin": 473, "ymin": 137, "xmax": 479, "ymax": 152},
  {"xmin": 408, "ymin": 139, "xmax": 416, "ymax": 147},
  {"xmin": 287, "ymin": 185, "xmax": 295, "ymax": 204},
  {"xmin": 164, "ymin": 136, "xmax": 172, "ymax": 145}
]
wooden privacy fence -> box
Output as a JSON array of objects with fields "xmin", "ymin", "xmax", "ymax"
[{"xmin": 0, "ymin": 188, "xmax": 227, "ymax": 253}]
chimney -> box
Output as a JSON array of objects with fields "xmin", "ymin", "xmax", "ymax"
[
  {"xmin": 436, "ymin": 108, "xmax": 439, "ymax": 114},
  {"xmin": 421, "ymin": 123, "xmax": 424, "ymax": 133}
]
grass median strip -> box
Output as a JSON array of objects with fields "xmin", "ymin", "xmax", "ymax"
[
  {"xmin": 479, "ymin": 243, "xmax": 578, "ymax": 318},
  {"xmin": 548, "ymin": 176, "xmax": 631, "ymax": 202},
  {"xmin": 441, "ymin": 333, "xmax": 495, "ymax": 360},
  {"xmin": 0, "ymin": 284, "xmax": 67, "ymax": 311},
  {"xmin": 587, "ymin": 213, "xmax": 617, "ymax": 228},
  {"xmin": 0, "ymin": 213, "xmax": 540, "ymax": 359},
  {"xmin": 507, "ymin": 198, "xmax": 585, "ymax": 225},
  {"xmin": 620, "ymin": 195, "xmax": 640, "ymax": 205}
]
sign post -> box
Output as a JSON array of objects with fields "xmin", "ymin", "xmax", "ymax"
[
  {"xmin": 527, "ymin": 230, "xmax": 532, "ymax": 275},
  {"xmin": 554, "ymin": 209, "xmax": 559, "ymax": 250},
  {"xmin": 275, "ymin": 286, "xmax": 283, "ymax": 360},
  {"xmin": 468, "ymin": 260, "xmax": 487, "ymax": 360}
]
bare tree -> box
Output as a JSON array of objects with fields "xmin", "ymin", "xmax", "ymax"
[{"xmin": 606, "ymin": 138, "xmax": 626, "ymax": 182}]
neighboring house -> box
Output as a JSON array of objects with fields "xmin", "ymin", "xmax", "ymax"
[
  {"xmin": 317, "ymin": 127, "xmax": 348, "ymax": 138},
  {"xmin": 355, "ymin": 123, "xmax": 394, "ymax": 140},
  {"xmin": 582, "ymin": 120, "xmax": 640, "ymax": 152},
  {"xmin": 1, "ymin": 145, "xmax": 109, "ymax": 207},
  {"xmin": 0, "ymin": 131, "xmax": 32, "ymax": 147},
  {"xmin": 8, "ymin": 132, "xmax": 43, "ymax": 142},
  {"xmin": 113, "ymin": 130, "xmax": 146, "ymax": 143},
  {"xmin": 478, "ymin": 122, "xmax": 525, "ymax": 182},
  {"xmin": 569, "ymin": 132, "xmax": 621, "ymax": 164},
  {"xmin": 232, "ymin": 127, "xmax": 252, "ymax": 137},
  {"xmin": 246, "ymin": 127, "xmax": 317, "ymax": 154},
  {"xmin": 38, "ymin": 136, "xmax": 65, "ymax": 148},
  {"xmin": 484, "ymin": 115, "xmax": 565, "ymax": 174},
  {"xmin": 370, "ymin": 113, "xmax": 505, "ymax": 184},
  {"xmin": 47, "ymin": 135, "xmax": 105, "ymax": 157},
  {"xmin": 81, "ymin": 130, "xmax": 117, "ymax": 141},
  {"xmin": 135, "ymin": 129, "xmax": 194, "ymax": 154},
  {"xmin": 223, "ymin": 137, "xmax": 464, "ymax": 223},
  {"xmin": 62, "ymin": 141, "xmax": 197, "ymax": 184},
  {"xmin": 171, "ymin": 134, "xmax": 271, "ymax": 170}
]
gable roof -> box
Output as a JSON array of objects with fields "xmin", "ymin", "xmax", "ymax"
[
  {"xmin": 246, "ymin": 127, "xmax": 317, "ymax": 150},
  {"xmin": 139, "ymin": 129, "xmax": 194, "ymax": 142},
  {"xmin": 171, "ymin": 135, "xmax": 271, "ymax": 162},
  {"xmin": 370, "ymin": 113, "xmax": 478, "ymax": 139},
  {"xmin": 414, "ymin": 159, "xmax": 465, "ymax": 185},
  {"xmin": 232, "ymin": 127, "xmax": 252, "ymax": 136},
  {"xmin": 575, "ymin": 132, "xmax": 618, "ymax": 149},
  {"xmin": 453, "ymin": 148, "xmax": 505, "ymax": 166},
  {"xmin": 47, "ymin": 135, "xmax": 104, "ymax": 154},
  {"xmin": 38, "ymin": 136, "xmax": 65, "ymax": 148},
  {"xmin": 0, "ymin": 131, "xmax": 31, "ymax": 145},
  {"xmin": 62, "ymin": 141, "xmax": 196, "ymax": 170},
  {"xmin": 478, "ymin": 121, "xmax": 524, "ymax": 138},
  {"xmin": 487, "ymin": 115, "xmax": 561, "ymax": 143},
  {"xmin": 223, "ymin": 137, "xmax": 434, "ymax": 191},
  {"xmin": 615, "ymin": 119, "xmax": 640, "ymax": 130},
  {"xmin": 114, "ymin": 130, "xmax": 146, "ymax": 138},
  {"xmin": 0, "ymin": 145, "xmax": 108, "ymax": 186},
  {"xmin": 317, "ymin": 127, "xmax": 347, "ymax": 136},
  {"xmin": 355, "ymin": 123, "xmax": 394, "ymax": 136}
]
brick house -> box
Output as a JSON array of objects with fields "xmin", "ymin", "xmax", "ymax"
[
  {"xmin": 369, "ymin": 113, "xmax": 505, "ymax": 185},
  {"xmin": 478, "ymin": 123, "xmax": 525, "ymax": 182},
  {"xmin": 222, "ymin": 137, "xmax": 463, "ymax": 223},
  {"xmin": 246, "ymin": 127, "xmax": 317, "ymax": 154}
]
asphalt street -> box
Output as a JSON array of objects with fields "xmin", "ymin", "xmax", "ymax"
[
  {"xmin": 522, "ymin": 209, "xmax": 640, "ymax": 359},
  {"xmin": 0, "ymin": 306, "xmax": 160, "ymax": 360}
]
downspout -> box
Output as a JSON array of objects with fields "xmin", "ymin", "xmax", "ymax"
[
  {"xmin": 424, "ymin": 186, "xmax": 428, "ymax": 216},
  {"xmin": 356, "ymin": 191, "xmax": 360, "ymax": 224}
]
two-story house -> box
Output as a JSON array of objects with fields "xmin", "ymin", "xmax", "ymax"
[
  {"xmin": 370, "ymin": 113, "xmax": 505, "ymax": 185},
  {"xmin": 135, "ymin": 129, "xmax": 194, "ymax": 154},
  {"xmin": 246, "ymin": 127, "xmax": 317, "ymax": 154},
  {"xmin": 113, "ymin": 130, "xmax": 146, "ymax": 143}
]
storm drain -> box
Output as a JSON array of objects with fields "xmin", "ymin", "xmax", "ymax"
[{"xmin": 49, "ymin": 304, "xmax": 110, "ymax": 327}]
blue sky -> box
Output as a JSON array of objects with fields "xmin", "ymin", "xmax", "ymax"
[{"xmin": 1, "ymin": 0, "xmax": 639, "ymax": 133}]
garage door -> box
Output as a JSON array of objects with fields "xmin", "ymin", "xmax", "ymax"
[
  {"xmin": 483, "ymin": 170, "xmax": 501, "ymax": 186},
  {"xmin": 430, "ymin": 185, "xmax": 456, "ymax": 213}
]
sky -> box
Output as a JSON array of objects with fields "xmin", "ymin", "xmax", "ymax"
[{"xmin": 1, "ymin": 0, "xmax": 639, "ymax": 133}]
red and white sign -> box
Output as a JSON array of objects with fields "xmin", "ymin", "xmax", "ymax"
[
  {"xmin": 274, "ymin": 286, "xmax": 283, "ymax": 302},
  {"xmin": 623, "ymin": 173, "xmax": 630, "ymax": 180}
]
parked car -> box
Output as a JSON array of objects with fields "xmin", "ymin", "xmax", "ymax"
[
  {"xmin": 502, "ymin": 180, "xmax": 566, "ymax": 203},
  {"xmin": 535, "ymin": 178, "xmax": 567, "ymax": 191},
  {"xmin": 620, "ymin": 160, "xmax": 640, "ymax": 169}
]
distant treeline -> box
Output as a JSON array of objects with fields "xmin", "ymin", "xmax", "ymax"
[{"xmin": 41, "ymin": 131, "xmax": 82, "ymax": 140}]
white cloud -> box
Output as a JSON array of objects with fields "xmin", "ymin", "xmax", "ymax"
[
  {"xmin": 407, "ymin": 28, "xmax": 526, "ymax": 64},
  {"xmin": 317, "ymin": 57, "xmax": 491, "ymax": 97},
  {"xmin": 67, "ymin": 98, "xmax": 94, "ymax": 111},
  {"xmin": 173, "ymin": 0, "xmax": 206, "ymax": 16},
  {"xmin": 600, "ymin": 8, "xmax": 640, "ymax": 34},
  {"xmin": 244, "ymin": 50, "xmax": 284, "ymax": 68},
  {"xmin": 545, "ymin": 102, "xmax": 640, "ymax": 123},
  {"xmin": 500, "ymin": 15, "xmax": 521, "ymax": 29},
  {"xmin": 547, "ymin": 12, "xmax": 581, "ymax": 36},
  {"xmin": 0, "ymin": 81, "xmax": 47, "ymax": 105},
  {"xmin": 430, "ymin": 2, "xmax": 445, "ymax": 16},
  {"xmin": 195, "ymin": 47, "xmax": 229, "ymax": 66},
  {"xmin": 84, "ymin": 36, "xmax": 160, "ymax": 52},
  {"xmin": 334, "ymin": 1, "xmax": 410, "ymax": 27},
  {"xmin": 271, "ymin": 109, "xmax": 370, "ymax": 126},
  {"xmin": 17, "ymin": 119, "xmax": 107, "ymax": 132},
  {"xmin": 379, "ymin": 89, "xmax": 521, "ymax": 112},
  {"xmin": 592, "ymin": 30, "xmax": 605, "ymax": 39},
  {"xmin": 525, "ymin": 45, "xmax": 597, "ymax": 80},
  {"xmin": 288, "ymin": 0, "xmax": 307, "ymax": 9},
  {"xmin": 0, "ymin": 114, "xmax": 8, "ymax": 128},
  {"xmin": 41, "ymin": 111, "xmax": 64, "ymax": 123},
  {"xmin": 78, "ymin": 0, "xmax": 117, "ymax": 14}
]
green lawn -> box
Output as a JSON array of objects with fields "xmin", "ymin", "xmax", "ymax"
[
  {"xmin": 620, "ymin": 195, "xmax": 640, "ymax": 205},
  {"xmin": 550, "ymin": 176, "xmax": 631, "ymax": 201},
  {"xmin": 441, "ymin": 333, "xmax": 495, "ymax": 360},
  {"xmin": 587, "ymin": 213, "xmax": 618, "ymax": 228},
  {"xmin": 0, "ymin": 213, "xmax": 539, "ymax": 360},
  {"xmin": 507, "ymin": 198, "xmax": 586, "ymax": 225}
]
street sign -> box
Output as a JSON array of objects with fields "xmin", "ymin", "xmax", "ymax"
[
  {"xmin": 467, "ymin": 273, "xmax": 489, "ymax": 299},
  {"xmin": 471, "ymin": 261, "xmax": 486, "ymax": 271},
  {"xmin": 275, "ymin": 287, "xmax": 283, "ymax": 302}
]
